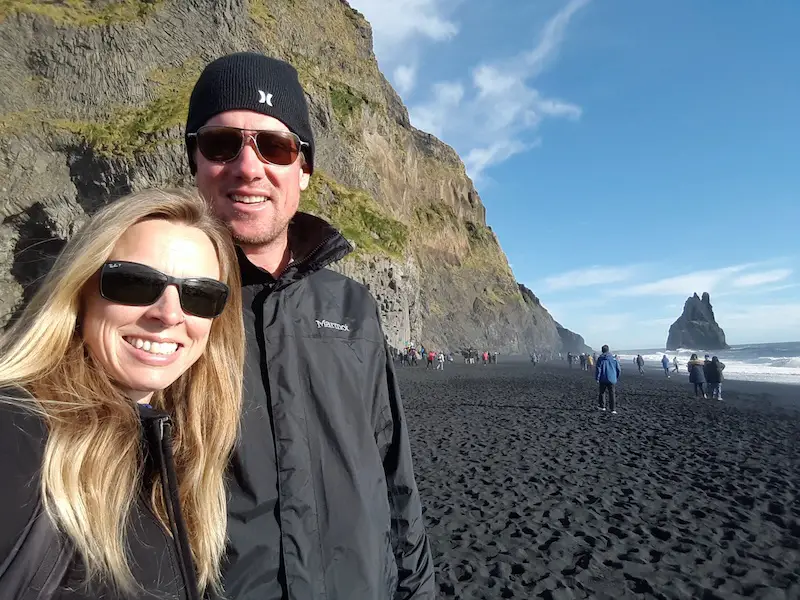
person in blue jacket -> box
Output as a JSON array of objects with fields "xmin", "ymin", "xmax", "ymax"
[
  {"xmin": 595, "ymin": 345, "xmax": 621, "ymax": 414},
  {"xmin": 661, "ymin": 354, "xmax": 671, "ymax": 377}
]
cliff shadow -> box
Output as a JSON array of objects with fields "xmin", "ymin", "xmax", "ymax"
[
  {"xmin": 3, "ymin": 203, "xmax": 67, "ymax": 326},
  {"xmin": 67, "ymin": 144, "xmax": 133, "ymax": 215}
]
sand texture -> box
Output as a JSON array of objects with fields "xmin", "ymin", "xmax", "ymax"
[{"xmin": 400, "ymin": 360, "xmax": 800, "ymax": 599}]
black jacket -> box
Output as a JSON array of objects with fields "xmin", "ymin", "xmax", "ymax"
[
  {"xmin": 222, "ymin": 213, "xmax": 434, "ymax": 600},
  {"xmin": 0, "ymin": 395, "xmax": 201, "ymax": 600},
  {"xmin": 706, "ymin": 360, "xmax": 725, "ymax": 383}
]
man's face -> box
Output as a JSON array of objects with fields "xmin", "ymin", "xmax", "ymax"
[{"xmin": 194, "ymin": 110, "xmax": 310, "ymax": 248}]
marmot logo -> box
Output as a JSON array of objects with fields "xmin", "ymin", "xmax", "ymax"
[{"xmin": 316, "ymin": 319, "xmax": 350, "ymax": 332}]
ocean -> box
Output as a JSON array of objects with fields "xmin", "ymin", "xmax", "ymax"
[{"xmin": 616, "ymin": 342, "xmax": 800, "ymax": 385}]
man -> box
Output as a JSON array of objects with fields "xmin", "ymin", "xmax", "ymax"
[
  {"xmin": 661, "ymin": 354, "xmax": 670, "ymax": 377},
  {"xmin": 185, "ymin": 52, "xmax": 434, "ymax": 599},
  {"xmin": 595, "ymin": 345, "xmax": 621, "ymax": 414}
]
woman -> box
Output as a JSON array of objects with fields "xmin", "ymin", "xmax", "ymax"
[
  {"xmin": 687, "ymin": 353, "xmax": 707, "ymax": 399},
  {"xmin": 0, "ymin": 189, "xmax": 244, "ymax": 599},
  {"xmin": 706, "ymin": 356, "xmax": 725, "ymax": 400}
]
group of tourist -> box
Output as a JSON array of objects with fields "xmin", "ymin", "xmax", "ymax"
[
  {"xmin": 397, "ymin": 346, "xmax": 453, "ymax": 369},
  {"xmin": 686, "ymin": 354, "xmax": 726, "ymax": 399},
  {"xmin": 587, "ymin": 346, "xmax": 727, "ymax": 417}
]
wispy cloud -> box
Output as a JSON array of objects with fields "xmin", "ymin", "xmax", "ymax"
[
  {"xmin": 718, "ymin": 302, "xmax": 800, "ymax": 343},
  {"xmin": 348, "ymin": 0, "xmax": 459, "ymax": 95},
  {"xmin": 349, "ymin": 0, "xmax": 458, "ymax": 55},
  {"xmin": 393, "ymin": 64, "xmax": 417, "ymax": 95},
  {"xmin": 411, "ymin": 81, "xmax": 465, "ymax": 137},
  {"xmin": 408, "ymin": 0, "xmax": 589, "ymax": 180},
  {"xmin": 612, "ymin": 265, "xmax": 752, "ymax": 297},
  {"xmin": 542, "ymin": 265, "xmax": 638, "ymax": 291},
  {"xmin": 541, "ymin": 259, "xmax": 800, "ymax": 348},
  {"xmin": 731, "ymin": 268, "xmax": 792, "ymax": 288}
]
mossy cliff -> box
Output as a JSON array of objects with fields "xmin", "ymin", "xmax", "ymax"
[{"xmin": 0, "ymin": 0, "xmax": 585, "ymax": 353}]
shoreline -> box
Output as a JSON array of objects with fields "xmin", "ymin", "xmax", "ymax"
[{"xmin": 504, "ymin": 355, "xmax": 800, "ymax": 410}]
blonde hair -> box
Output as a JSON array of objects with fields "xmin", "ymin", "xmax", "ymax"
[{"xmin": 0, "ymin": 188, "xmax": 244, "ymax": 595}]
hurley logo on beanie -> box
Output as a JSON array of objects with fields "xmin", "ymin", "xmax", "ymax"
[{"xmin": 185, "ymin": 52, "xmax": 315, "ymax": 174}]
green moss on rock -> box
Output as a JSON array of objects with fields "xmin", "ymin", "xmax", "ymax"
[
  {"xmin": 415, "ymin": 203, "xmax": 458, "ymax": 229},
  {"xmin": 329, "ymin": 83, "xmax": 368, "ymax": 124},
  {"xmin": 1, "ymin": 0, "xmax": 164, "ymax": 26},
  {"xmin": 248, "ymin": 0, "xmax": 276, "ymax": 31},
  {"xmin": 51, "ymin": 61, "xmax": 201, "ymax": 158},
  {"xmin": 465, "ymin": 221, "xmax": 496, "ymax": 246},
  {"xmin": 300, "ymin": 171, "xmax": 408, "ymax": 258}
]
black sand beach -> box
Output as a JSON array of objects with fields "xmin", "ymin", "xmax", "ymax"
[{"xmin": 399, "ymin": 359, "xmax": 800, "ymax": 599}]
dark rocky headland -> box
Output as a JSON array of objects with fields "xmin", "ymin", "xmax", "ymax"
[{"xmin": 666, "ymin": 292, "xmax": 729, "ymax": 351}]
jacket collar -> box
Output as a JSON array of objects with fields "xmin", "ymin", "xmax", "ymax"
[{"xmin": 238, "ymin": 212, "xmax": 353, "ymax": 286}]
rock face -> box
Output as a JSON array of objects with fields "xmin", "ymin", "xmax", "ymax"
[
  {"xmin": 666, "ymin": 293, "xmax": 729, "ymax": 351},
  {"xmin": 0, "ymin": 0, "xmax": 586, "ymax": 354},
  {"xmin": 555, "ymin": 323, "xmax": 593, "ymax": 355}
]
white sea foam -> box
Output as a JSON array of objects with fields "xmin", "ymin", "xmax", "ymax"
[{"xmin": 615, "ymin": 345, "xmax": 800, "ymax": 385}]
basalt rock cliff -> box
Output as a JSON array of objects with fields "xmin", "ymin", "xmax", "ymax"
[
  {"xmin": 555, "ymin": 323, "xmax": 593, "ymax": 355},
  {"xmin": 666, "ymin": 292, "xmax": 729, "ymax": 351},
  {"xmin": 0, "ymin": 0, "xmax": 586, "ymax": 353}
]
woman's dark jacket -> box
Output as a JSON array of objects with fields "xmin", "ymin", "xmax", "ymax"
[
  {"xmin": 706, "ymin": 360, "xmax": 725, "ymax": 384},
  {"xmin": 688, "ymin": 360, "xmax": 706, "ymax": 384},
  {"xmin": 0, "ymin": 395, "xmax": 201, "ymax": 600}
]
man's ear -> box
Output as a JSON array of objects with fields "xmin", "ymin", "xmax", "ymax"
[{"xmin": 299, "ymin": 166, "xmax": 311, "ymax": 191}]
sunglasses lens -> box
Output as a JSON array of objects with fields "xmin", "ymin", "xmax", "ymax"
[
  {"xmin": 196, "ymin": 127, "xmax": 243, "ymax": 162},
  {"xmin": 179, "ymin": 280, "xmax": 229, "ymax": 318},
  {"xmin": 255, "ymin": 131, "xmax": 299, "ymax": 165},
  {"xmin": 100, "ymin": 263, "xmax": 165, "ymax": 306}
]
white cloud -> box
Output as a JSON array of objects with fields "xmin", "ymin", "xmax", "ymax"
[
  {"xmin": 543, "ymin": 265, "xmax": 638, "ymax": 291},
  {"xmin": 731, "ymin": 268, "xmax": 792, "ymax": 288},
  {"xmin": 612, "ymin": 265, "xmax": 751, "ymax": 297},
  {"xmin": 718, "ymin": 302, "xmax": 800, "ymax": 343},
  {"xmin": 408, "ymin": 0, "xmax": 589, "ymax": 180},
  {"xmin": 393, "ymin": 64, "xmax": 417, "ymax": 95},
  {"xmin": 464, "ymin": 139, "xmax": 536, "ymax": 179},
  {"xmin": 522, "ymin": 0, "xmax": 591, "ymax": 77},
  {"xmin": 347, "ymin": 0, "xmax": 458, "ymax": 58},
  {"xmin": 410, "ymin": 81, "xmax": 464, "ymax": 137}
]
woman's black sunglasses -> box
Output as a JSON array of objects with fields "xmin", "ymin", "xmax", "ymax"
[
  {"xmin": 186, "ymin": 126, "xmax": 309, "ymax": 166},
  {"xmin": 99, "ymin": 261, "xmax": 229, "ymax": 319}
]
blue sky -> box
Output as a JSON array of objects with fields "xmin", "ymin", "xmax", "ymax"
[{"xmin": 347, "ymin": 0, "xmax": 800, "ymax": 349}]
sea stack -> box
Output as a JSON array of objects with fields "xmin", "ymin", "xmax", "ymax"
[{"xmin": 666, "ymin": 292, "xmax": 729, "ymax": 351}]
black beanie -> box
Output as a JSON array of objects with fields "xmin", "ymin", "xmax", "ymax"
[{"xmin": 185, "ymin": 52, "xmax": 314, "ymax": 174}]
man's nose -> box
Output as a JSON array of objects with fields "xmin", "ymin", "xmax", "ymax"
[{"xmin": 233, "ymin": 136, "xmax": 266, "ymax": 181}]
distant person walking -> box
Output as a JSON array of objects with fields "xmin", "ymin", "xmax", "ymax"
[
  {"xmin": 706, "ymin": 356, "xmax": 725, "ymax": 400},
  {"xmin": 672, "ymin": 356, "xmax": 679, "ymax": 373},
  {"xmin": 687, "ymin": 353, "xmax": 707, "ymax": 398},
  {"xmin": 636, "ymin": 354, "xmax": 645, "ymax": 375},
  {"xmin": 661, "ymin": 354, "xmax": 671, "ymax": 377},
  {"xmin": 595, "ymin": 345, "xmax": 621, "ymax": 414}
]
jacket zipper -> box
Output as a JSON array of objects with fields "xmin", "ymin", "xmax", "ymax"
[{"xmin": 151, "ymin": 415, "xmax": 202, "ymax": 600}]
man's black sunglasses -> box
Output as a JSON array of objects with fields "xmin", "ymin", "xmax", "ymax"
[
  {"xmin": 99, "ymin": 261, "xmax": 229, "ymax": 319},
  {"xmin": 186, "ymin": 126, "xmax": 309, "ymax": 166}
]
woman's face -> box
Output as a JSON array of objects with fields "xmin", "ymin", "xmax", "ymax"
[{"xmin": 82, "ymin": 219, "xmax": 222, "ymax": 403}]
